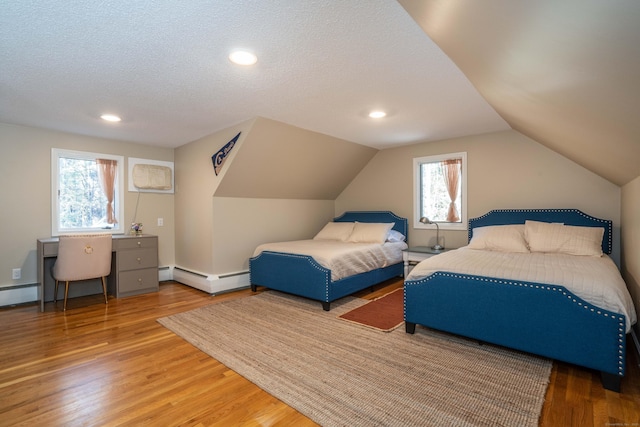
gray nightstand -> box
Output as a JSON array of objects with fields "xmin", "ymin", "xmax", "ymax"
[{"xmin": 403, "ymin": 246, "xmax": 450, "ymax": 277}]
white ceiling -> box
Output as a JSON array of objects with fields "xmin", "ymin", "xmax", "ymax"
[{"xmin": 0, "ymin": 0, "xmax": 508, "ymax": 150}]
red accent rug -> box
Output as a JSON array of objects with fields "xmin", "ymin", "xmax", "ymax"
[{"xmin": 338, "ymin": 288, "xmax": 404, "ymax": 331}]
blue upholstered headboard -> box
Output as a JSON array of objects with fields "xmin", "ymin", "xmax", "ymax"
[
  {"xmin": 334, "ymin": 211, "xmax": 408, "ymax": 242},
  {"xmin": 468, "ymin": 209, "xmax": 612, "ymax": 254}
]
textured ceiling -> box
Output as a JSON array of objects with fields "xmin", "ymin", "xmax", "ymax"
[
  {"xmin": 3, "ymin": 1, "xmax": 639, "ymax": 186},
  {"xmin": 0, "ymin": 0, "xmax": 508, "ymax": 150}
]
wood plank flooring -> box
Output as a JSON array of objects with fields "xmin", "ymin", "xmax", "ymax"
[{"xmin": 0, "ymin": 279, "xmax": 638, "ymax": 426}]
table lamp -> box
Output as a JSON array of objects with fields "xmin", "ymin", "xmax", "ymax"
[{"xmin": 419, "ymin": 217, "xmax": 444, "ymax": 250}]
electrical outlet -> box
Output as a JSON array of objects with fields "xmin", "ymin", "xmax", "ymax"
[
  {"xmin": 157, "ymin": 217, "xmax": 164, "ymax": 227},
  {"xmin": 12, "ymin": 268, "xmax": 21, "ymax": 280}
]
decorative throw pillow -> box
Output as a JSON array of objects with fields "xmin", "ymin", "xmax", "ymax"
[
  {"xmin": 313, "ymin": 222, "xmax": 355, "ymax": 242},
  {"xmin": 347, "ymin": 222, "xmax": 395, "ymax": 244},
  {"xmin": 525, "ymin": 220, "xmax": 604, "ymax": 256},
  {"xmin": 386, "ymin": 229, "xmax": 406, "ymax": 243},
  {"xmin": 467, "ymin": 224, "xmax": 530, "ymax": 253}
]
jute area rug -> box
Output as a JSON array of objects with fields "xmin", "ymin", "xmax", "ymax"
[{"xmin": 158, "ymin": 291, "xmax": 551, "ymax": 427}]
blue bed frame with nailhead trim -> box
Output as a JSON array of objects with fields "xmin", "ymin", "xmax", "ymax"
[
  {"xmin": 249, "ymin": 211, "xmax": 407, "ymax": 311},
  {"xmin": 404, "ymin": 209, "xmax": 627, "ymax": 392}
]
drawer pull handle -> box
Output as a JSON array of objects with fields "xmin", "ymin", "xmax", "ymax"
[
  {"xmin": 138, "ymin": 278, "xmax": 143, "ymax": 282},
  {"xmin": 137, "ymin": 241, "xmax": 142, "ymax": 246},
  {"xmin": 137, "ymin": 257, "xmax": 142, "ymax": 263}
]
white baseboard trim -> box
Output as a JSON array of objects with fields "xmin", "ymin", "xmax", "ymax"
[
  {"xmin": 1, "ymin": 266, "xmax": 177, "ymax": 308},
  {"xmin": 0, "ymin": 284, "xmax": 37, "ymax": 307},
  {"xmin": 172, "ymin": 266, "xmax": 250, "ymax": 295}
]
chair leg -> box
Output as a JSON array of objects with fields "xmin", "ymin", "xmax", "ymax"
[
  {"xmin": 54, "ymin": 280, "xmax": 59, "ymax": 303},
  {"xmin": 101, "ymin": 276, "xmax": 108, "ymax": 305},
  {"xmin": 63, "ymin": 281, "xmax": 69, "ymax": 311}
]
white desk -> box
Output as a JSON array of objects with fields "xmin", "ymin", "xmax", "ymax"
[{"xmin": 37, "ymin": 234, "xmax": 159, "ymax": 312}]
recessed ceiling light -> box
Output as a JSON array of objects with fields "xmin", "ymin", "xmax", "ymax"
[
  {"xmin": 100, "ymin": 114, "xmax": 121, "ymax": 122},
  {"xmin": 368, "ymin": 111, "xmax": 387, "ymax": 119},
  {"xmin": 229, "ymin": 50, "xmax": 257, "ymax": 65}
]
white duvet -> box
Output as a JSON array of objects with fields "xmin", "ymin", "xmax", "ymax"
[
  {"xmin": 406, "ymin": 247, "xmax": 637, "ymax": 332},
  {"xmin": 252, "ymin": 240, "xmax": 408, "ymax": 282}
]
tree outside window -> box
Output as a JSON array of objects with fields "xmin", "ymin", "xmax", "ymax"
[
  {"xmin": 52, "ymin": 149, "xmax": 124, "ymax": 235},
  {"xmin": 413, "ymin": 152, "xmax": 467, "ymax": 230}
]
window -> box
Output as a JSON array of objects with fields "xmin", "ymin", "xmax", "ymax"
[
  {"xmin": 52, "ymin": 148, "xmax": 125, "ymax": 235},
  {"xmin": 413, "ymin": 152, "xmax": 467, "ymax": 230}
]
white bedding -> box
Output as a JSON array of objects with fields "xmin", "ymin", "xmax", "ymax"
[
  {"xmin": 406, "ymin": 247, "xmax": 637, "ymax": 332},
  {"xmin": 252, "ymin": 240, "xmax": 408, "ymax": 281}
]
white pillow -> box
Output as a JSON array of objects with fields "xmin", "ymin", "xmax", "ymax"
[
  {"xmin": 525, "ymin": 220, "xmax": 604, "ymax": 256},
  {"xmin": 313, "ymin": 222, "xmax": 355, "ymax": 242},
  {"xmin": 467, "ymin": 224, "xmax": 530, "ymax": 253},
  {"xmin": 347, "ymin": 222, "xmax": 395, "ymax": 244},
  {"xmin": 386, "ymin": 229, "xmax": 406, "ymax": 243}
]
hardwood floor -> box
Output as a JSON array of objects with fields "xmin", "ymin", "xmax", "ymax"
[{"xmin": 0, "ymin": 280, "xmax": 638, "ymax": 426}]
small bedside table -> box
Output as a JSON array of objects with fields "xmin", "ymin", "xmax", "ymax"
[{"xmin": 403, "ymin": 246, "xmax": 450, "ymax": 277}]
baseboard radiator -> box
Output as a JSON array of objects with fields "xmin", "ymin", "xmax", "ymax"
[
  {"xmin": 0, "ymin": 266, "xmax": 175, "ymax": 308},
  {"xmin": 172, "ymin": 266, "xmax": 250, "ymax": 295},
  {"xmin": 158, "ymin": 266, "xmax": 173, "ymax": 282},
  {"xmin": 0, "ymin": 284, "xmax": 38, "ymax": 307}
]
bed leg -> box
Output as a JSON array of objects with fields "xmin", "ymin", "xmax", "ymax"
[
  {"xmin": 250, "ymin": 284, "xmax": 257, "ymax": 292},
  {"xmin": 600, "ymin": 372, "xmax": 621, "ymax": 392},
  {"xmin": 405, "ymin": 322, "xmax": 416, "ymax": 334},
  {"xmin": 322, "ymin": 301, "xmax": 330, "ymax": 311}
]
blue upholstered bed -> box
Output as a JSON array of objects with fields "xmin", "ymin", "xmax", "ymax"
[
  {"xmin": 404, "ymin": 209, "xmax": 631, "ymax": 392},
  {"xmin": 249, "ymin": 211, "xmax": 407, "ymax": 311}
]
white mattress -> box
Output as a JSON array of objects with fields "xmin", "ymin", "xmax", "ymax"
[
  {"xmin": 406, "ymin": 247, "xmax": 637, "ymax": 332},
  {"xmin": 253, "ymin": 240, "xmax": 408, "ymax": 281}
]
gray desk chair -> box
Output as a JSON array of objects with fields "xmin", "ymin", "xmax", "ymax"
[{"xmin": 52, "ymin": 234, "xmax": 112, "ymax": 311}]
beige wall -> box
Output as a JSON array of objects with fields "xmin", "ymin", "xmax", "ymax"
[
  {"xmin": 5, "ymin": 119, "xmax": 633, "ymax": 316},
  {"xmin": 336, "ymin": 130, "xmax": 622, "ymax": 264},
  {"xmin": 0, "ymin": 122, "xmax": 175, "ymax": 291},
  {"xmin": 621, "ymin": 176, "xmax": 640, "ymax": 335},
  {"xmin": 174, "ymin": 120, "xmax": 253, "ymax": 274},
  {"xmin": 216, "ymin": 117, "xmax": 377, "ymax": 200},
  {"xmin": 175, "ymin": 117, "xmax": 375, "ymax": 276},
  {"xmin": 212, "ymin": 197, "xmax": 335, "ymax": 273}
]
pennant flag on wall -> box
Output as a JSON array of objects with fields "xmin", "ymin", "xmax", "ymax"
[{"xmin": 212, "ymin": 132, "xmax": 241, "ymax": 176}]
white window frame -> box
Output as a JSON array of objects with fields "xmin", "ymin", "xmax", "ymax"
[
  {"xmin": 413, "ymin": 152, "xmax": 467, "ymax": 231},
  {"xmin": 51, "ymin": 148, "xmax": 125, "ymax": 236}
]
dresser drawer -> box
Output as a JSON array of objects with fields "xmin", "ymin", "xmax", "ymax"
[
  {"xmin": 114, "ymin": 236, "xmax": 158, "ymax": 250},
  {"xmin": 42, "ymin": 242, "xmax": 59, "ymax": 257},
  {"xmin": 118, "ymin": 268, "xmax": 159, "ymax": 294},
  {"xmin": 117, "ymin": 248, "xmax": 158, "ymax": 271}
]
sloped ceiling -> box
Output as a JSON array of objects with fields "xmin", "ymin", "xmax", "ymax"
[
  {"xmin": 214, "ymin": 117, "xmax": 378, "ymax": 200},
  {"xmin": 398, "ymin": 0, "xmax": 640, "ymax": 186}
]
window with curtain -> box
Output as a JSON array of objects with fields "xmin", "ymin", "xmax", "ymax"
[
  {"xmin": 413, "ymin": 152, "xmax": 467, "ymax": 230},
  {"xmin": 51, "ymin": 148, "xmax": 124, "ymax": 235}
]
